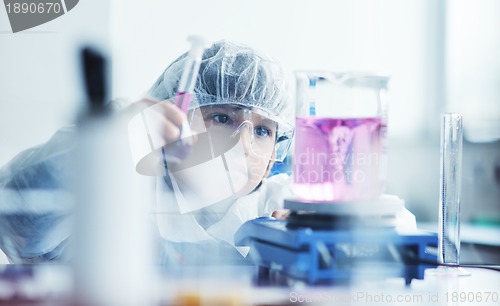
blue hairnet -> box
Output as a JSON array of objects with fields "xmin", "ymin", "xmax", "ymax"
[{"xmin": 148, "ymin": 40, "xmax": 291, "ymax": 121}]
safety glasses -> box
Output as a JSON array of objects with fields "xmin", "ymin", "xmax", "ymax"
[{"xmin": 187, "ymin": 104, "xmax": 294, "ymax": 162}]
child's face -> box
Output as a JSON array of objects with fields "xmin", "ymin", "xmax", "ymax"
[{"xmin": 169, "ymin": 104, "xmax": 277, "ymax": 199}]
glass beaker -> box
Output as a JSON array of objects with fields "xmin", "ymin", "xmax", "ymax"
[{"xmin": 293, "ymin": 72, "xmax": 389, "ymax": 202}]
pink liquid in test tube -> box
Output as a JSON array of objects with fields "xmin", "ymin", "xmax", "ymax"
[
  {"xmin": 162, "ymin": 92, "xmax": 193, "ymax": 163},
  {"xmin": 175, "ymin": 91, "xmax": 192, "ymax": 114}
]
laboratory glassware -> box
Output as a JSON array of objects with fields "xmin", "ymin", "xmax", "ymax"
[
  {"xmin": 294, "ymin": 72, "xmax": 389, "ymax": 202},
  {"xmin": 163, "ymin": 35, "xmax": 206, "ymax": 163},
  {"xmin": 428, "ymin": 113, "xmax": 470, "ymax": 276}
]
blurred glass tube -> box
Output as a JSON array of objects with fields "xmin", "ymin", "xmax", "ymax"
[{"xmin": 438, "ymin": 113, "xmax": 463, "ymax": 265}]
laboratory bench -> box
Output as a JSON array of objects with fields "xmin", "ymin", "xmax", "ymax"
[
  {"xmin": 418, "ymin": 222, "xmax": 500, "ymax": 265},
  {"xmin": 0, "ymin": 263, "xmax": 499, "ymax": 306},
  {"xmin": 1, "ymin": 223, "xmax": 499, "ymax": 305},
  {"xmin": 0, "ymin": 216, "xmax": 499, "ymax": 305}
]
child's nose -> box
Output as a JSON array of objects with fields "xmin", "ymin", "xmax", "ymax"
[{"xmin": 238, "ymin": 125, "xmax": 253, "ymax": 156}]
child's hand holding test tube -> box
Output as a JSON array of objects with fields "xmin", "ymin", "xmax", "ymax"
[
  {"xmin": 162, "ymin": 35, "xmax": 206, "ymax": 163},
  {"xmin": 126, "ymin": 36, "xmax": 206, "ymax": 175}
]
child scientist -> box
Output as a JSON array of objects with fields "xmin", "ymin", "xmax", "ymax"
[
  {"xmin": 0, "ymin": 40, "xmax": 297, "ymax": 264},
  {"xmin": 134, "ymin": 40, "xmax": 297, "ymax": 263}
]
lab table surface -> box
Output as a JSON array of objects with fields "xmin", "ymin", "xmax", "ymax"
[
  {"xmin": 0, "ymin": 263, "xmax": 499, "ymax": 305},
  {"xmin": 418, "ymin": 222, "xmax": 500, "ymax": 265}
]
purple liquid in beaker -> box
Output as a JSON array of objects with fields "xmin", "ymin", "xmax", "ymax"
[{"xmin": 293, "ymin": 116, "xmax": 386, "ymax": 202}]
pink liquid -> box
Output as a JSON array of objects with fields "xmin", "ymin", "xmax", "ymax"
[
  {"xmin": 293, "ymin": 116, "xmax": 387, "ymax": 202},
  {"xmin": 162, "ymin": 92, "xmax": 193, "ymax": 163},
  {"xmin": 175, "ymin": 92, "xmax": 191, "ymax": 114}
]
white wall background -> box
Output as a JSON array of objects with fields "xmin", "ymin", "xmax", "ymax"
[
  {"xmin": 110, "ymin": 0, "xmax": 429, "ymax": 141},
  {"xmin": 0, "ymin": 0, "xmax": 110, "ymax": 166},
  {"xmin": 446, "ymin": 0, "xmax": 500, "ymax": 142}
]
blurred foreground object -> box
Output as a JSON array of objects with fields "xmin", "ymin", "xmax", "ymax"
[{"xmin": 73, "ymin": 46, "xmax": 155, "ymax": 306}]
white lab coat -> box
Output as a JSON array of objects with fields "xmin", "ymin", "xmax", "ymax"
[
  {"xmin": 153, "ymin": 172, "xmax": 294, "ymax": 258},
  {"xmin": 153, "ymin": 171, "xmax": 417, "ymax": 260}
]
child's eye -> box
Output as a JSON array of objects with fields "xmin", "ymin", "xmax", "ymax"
[
  {"xmin": 212, "ymin": 114, "xmax": 231, "ymax": 124},
  {"xmin": 254, "ymin": 126, "xmax": 272, "ymax": 138}
]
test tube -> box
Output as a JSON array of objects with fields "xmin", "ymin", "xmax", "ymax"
[
  {"xmin": 438, "ymin": 113, "xmax": 463, "ymax": 266},
  {"xmin": 161, "ymin": 36, "xmax": 205, "ymax": 164},
  {"xmin": 175, "ymin": 35, "xmax": 205, "ymax": 113}
]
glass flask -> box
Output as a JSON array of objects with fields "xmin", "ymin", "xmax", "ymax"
[{"xmin": 293, "ymin": 71, "xmax": 390, "ymax": 202}]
